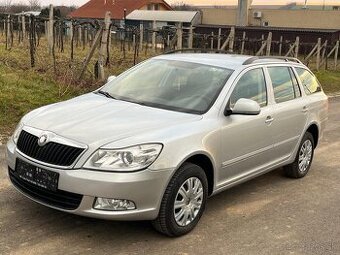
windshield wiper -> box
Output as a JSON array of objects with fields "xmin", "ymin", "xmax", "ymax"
[
  {"xmin": 121, "ymin": 98, "xmax": 149, "ymax": 106},
  {"xmin": 95, "ymin": 90, "xmax": 117, "ymax": 99}
]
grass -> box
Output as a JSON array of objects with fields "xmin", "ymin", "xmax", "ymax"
[
  {"xmin": 0, "ymin": 35, "xmax": 155, "ymax": 139},
  {"xmin": 315, "ymin": 70, "xmax": 340, "ymax": 94},
  {"xmin": 0, "ymin": 64, "xmax": 86, "ymax": 139}
]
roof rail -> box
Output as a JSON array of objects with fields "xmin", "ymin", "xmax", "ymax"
[
  {"xmin": 243, "ymin": 56, "xmax": 303, "ymax": 65},
  {"xmin": 164, "ymin": 48, "xmax": 231, "ymax": 55}
]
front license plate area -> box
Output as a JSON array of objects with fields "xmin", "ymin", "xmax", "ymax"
[{"xmin": 15, "ymin": 159, "xmax": 59, "ymax": 191}]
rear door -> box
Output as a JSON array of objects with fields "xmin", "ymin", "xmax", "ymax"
[{"xmin": 265, "ymin": 65, "xmax": 308, "ymax": 162}]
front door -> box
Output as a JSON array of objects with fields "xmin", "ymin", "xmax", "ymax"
[{"xmin": 218, "ymin": 67, "xmax": 275, "ymax": 187}]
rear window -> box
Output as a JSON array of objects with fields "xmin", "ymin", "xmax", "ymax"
[
  {"xmin": 268, "ymin": 66, "xmax": 296, "ymax": 103},
  {"xmin": 295, "ymin": 68, "xmax": 322, "ymax": 95}
]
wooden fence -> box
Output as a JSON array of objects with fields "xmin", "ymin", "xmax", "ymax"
[{"xmin": 1, "ymin": 6, "xmax": 339, "ymax": 82}]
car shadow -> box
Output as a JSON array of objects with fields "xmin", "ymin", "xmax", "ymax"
[{"xmin": 2, "ymin": 167, "xmax": 288, "ymax": 244}]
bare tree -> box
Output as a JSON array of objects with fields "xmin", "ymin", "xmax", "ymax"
[
  {"xmin": 28, "ymin": 0, "xmax": 41, "ymax": 11},
  {"xmin": 171, "ymin": 1, "xmax": 197, "ymax": 11},
  {"xmin": 9, "ymin": 3, "xmax": 30, "ymax": 13},
  {"xmin": 0, "ymin": 0, "xmax": 13, "ymax": 13}
]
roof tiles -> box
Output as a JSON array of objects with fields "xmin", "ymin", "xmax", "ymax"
[{"xmin": 69, "ymin": 0, "xmax": 172, "ymax": 20}]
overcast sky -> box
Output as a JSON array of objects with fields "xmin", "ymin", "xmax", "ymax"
[{"xmin": 12, "ymin": 0, "xmax": 340, "ymax": 7}]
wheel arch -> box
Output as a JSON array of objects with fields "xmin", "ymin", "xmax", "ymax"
[
  {"xmin": 306, "ymin": 123, "xmax": 319, "ymax": 148},
  {"xmin": 176, "ymin": 152, "xmax": 216, "ymax": 196}
]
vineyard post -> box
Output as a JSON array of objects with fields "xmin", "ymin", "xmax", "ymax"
[
  {"xmin": 60, "ymin": 20, "xmax": 64, "ymax": 52},
  {"xmin": 83, "ymin": 27, "xmax": 88, "ymax": 49},
  {"xmin": 98, "ymin": 11, "xmax": 111, "ymax": 81},
  {"xmin": 279, "ymin": 36, "xmax": 283, "ymax": 56},
  {"xmin": 121, "ymin": 10, "xmax": 125, "ymax": 57},
  {"xmin": 210, "ymin": 32, "xmax": 214, "ymax": 49},
  {"xmin": 44, "ymin": 20, "xmax": 47, "ymax": 36},
  {"xmin": 139, "ymin": 23, "xmax": 143, "ymax": 50},
  {"xmin": 316, "ymin": 38, "xmax": 321, "ymax": 71},
  {"xmin": 133, "ymin": 33, "xmax": 138, "ymax": 65},
  {"xmin": 217, "ymin": 28, "xmax": 221, "ymax": 50},
  {"xmin": 321, "ymin": 40, "xmax": 328, "ymax": 69},
  {"xmin": 70, "ymin": 21, "xmax": 74, "ymax": 61},
  {"xmin": 152, "ymin": 20, "xmax": 156, "ymax": 52},
  {"xmin": 22, "ymin": 15, "xmax": 26, "ymax": 45},
  {"xmin": 294, "ymin": 36, "xmax": 300, "ymax": 58},
  {"xmin": 6, "ymin": 15, "xmax": 11, "ymax": 50},
  {"xmin": 10, "ymin": 16, "xmax": 14, "ymax": 48},
  {"xmin": 78, "ymin": 26, "xmax": 83, "ymax": 48},
  {"xmin": 17, "ymin": 15, "xmax": 21, "ymax": 43},
  {"xmin": 48, "ymin": 5, "xmax": 54, "ymax": 55},
  {"xmin": 188, "ymin": 26, "xmax": 193, "ymax": 49},
  {"xmin": 132, "ymin": 33, "xmax": 136, "ymax": 50},
  {"xmin": 335, "ymin": 40, "xmax": 339, "ymax": 70},
  {"xmin": 240, "ymin": 31, "xmax": 246, "ymax": 54},
  {"xmin": 176, "ymin": 22, "xmax": 183, "ymax": 50},
  {"xmin": 266, "ymin": 32, "xmax": 272, "ymax": 56},
  {"xmin": 228, "ymin": 26, "xmax": 235, "ymax": 52},
  {"xmin": 29, "ymin": 15, "xmax": 35, "ymax": 67}
]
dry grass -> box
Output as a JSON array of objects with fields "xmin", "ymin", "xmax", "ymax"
[{"xmin": 0, "ymin": 34, "xmax": 155, "ymax": 139}]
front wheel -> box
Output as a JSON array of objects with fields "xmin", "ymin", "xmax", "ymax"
[
  {"xmin": 284, "ymin": 132, "xmax": 315, "ymax": 178},
  {"xmin": 152, "ymin": 163, "xmax": 208, "ymax": 237}
]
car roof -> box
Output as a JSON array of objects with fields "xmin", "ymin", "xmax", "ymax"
[{"xmin": 154, "ymin": 53, "xmax": 305, "ymax": 70}]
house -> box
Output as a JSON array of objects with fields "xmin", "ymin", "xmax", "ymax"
[
  {"xmin": 68, "ymin": 0, "xmax": 172, "ymax": 22},
  {"xmin": 126, "ymin": 10, "xmax": 201, "ymax": 29},
  {"xmin": 200, "ymin": 7, "xmax": 340, "ymax": 30},
  {"xmin": 17, "ymin": 11, "xmax": 41, "ymax": 16}
]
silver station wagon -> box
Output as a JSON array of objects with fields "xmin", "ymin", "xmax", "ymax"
[{"xmin": 6, "ymin": 53, "xmax": 328, "ymax": 236}]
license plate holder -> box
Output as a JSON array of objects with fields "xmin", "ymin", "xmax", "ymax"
[{"xmin": 15, "ymin": 159, "xmax": 59, "ymax": 191}]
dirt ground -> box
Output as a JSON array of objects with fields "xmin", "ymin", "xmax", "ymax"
[{"xmin": 0, "ymin": 98, "xmax": 339, "ymax": 255}]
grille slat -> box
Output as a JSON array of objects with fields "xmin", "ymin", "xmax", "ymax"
[
  {"xmin": 9, "ymin": 168, "xmax": 82, "ymax": 210},
  {"xmin": 17, "ymin": 130, "xmax": 85, "ymax": 167}
]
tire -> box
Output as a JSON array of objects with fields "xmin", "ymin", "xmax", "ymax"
[
  {"xmin": 152, "ymin": 162, "xmax": 208, "ymax": 237},
  {"xmin": 284, "ymin": 132, "xmax": 315, "ymax": 179}
]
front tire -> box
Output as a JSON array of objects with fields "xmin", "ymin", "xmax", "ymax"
[
  {"xmin": 152, "ymin": 162, "xmax": 208, "ymax": 237},
  {"xmin": 284, "ymin": 132, "xmax": 315, "ymax": 178}
]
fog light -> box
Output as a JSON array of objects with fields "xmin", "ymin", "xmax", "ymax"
[{"xmin": 94, "ymin": 197, "xmax": 136, "ymax": 211}]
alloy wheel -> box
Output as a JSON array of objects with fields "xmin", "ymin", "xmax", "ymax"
[
  {"xmin": 298, "ymin": 139, "xmax": 313, "ymax": 173},
  {"xmin": 173, "ymin": 177, "xmax": 204, "ymax": 227}
]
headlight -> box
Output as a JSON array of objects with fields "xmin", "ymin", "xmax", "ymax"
[
  {"xmin": 84, "ymin": 144, "xmax": 163, "ymax": 172},
  {"xmin": 12, "ymin": 122, "xmax": 23, "ymax": 144}
]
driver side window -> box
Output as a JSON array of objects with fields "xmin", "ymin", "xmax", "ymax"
[{"xmin": 230, "ymin": 68, "xmax": 267, "ymax": 108}]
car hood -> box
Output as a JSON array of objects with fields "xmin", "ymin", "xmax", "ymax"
[{"xmin": 24, "ymin": 93, "xmax": 202, "ymax": 147}]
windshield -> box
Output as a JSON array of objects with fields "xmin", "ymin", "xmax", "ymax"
[{"xmin": 100, "ymin": 59, "xmax": 233, "ymax": 114}]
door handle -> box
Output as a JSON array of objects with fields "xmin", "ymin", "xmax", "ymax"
[
  {"xmin": 265, "ymin": 116, "xmax": 274, "ymax": 124},
  {"xmin": 302, "ymin": 106, "xmax": 309, "ymax": 113}
]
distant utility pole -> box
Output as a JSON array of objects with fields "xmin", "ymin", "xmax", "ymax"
[
  {"xmin": 304, "ymin": 0, "xmax": 308, "ymax": 9},
  {"xmin": 323, "ymin": 0, "xmax": 326, "ymax": 10},
  {"xmin": 236, "ymin": 0, "xmax": 252, "ymax": 26}
]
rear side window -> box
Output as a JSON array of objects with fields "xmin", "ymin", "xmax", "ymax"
[
  {"xmin": 289, "ymin": 68, "xmax": 301, "ymax": 98},
  {"xmin": 295, "ymin": 68, "xmax": 322, "ymax": 95},
  {"xmin": 229, "ymin": 68, "xmax": 267, "ymax": 107},
  {"xmin": 268, "ymin": 66, "xmax": 296, "ymax": 103}
]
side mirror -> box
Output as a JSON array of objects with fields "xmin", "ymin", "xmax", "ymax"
[
  {"xmin": 107, "ymin": 75, "xmax": 116, "ymax": 83},
  {"xmin": 229, "ymin": 98, "xmax": 261, "ymax": 115}
]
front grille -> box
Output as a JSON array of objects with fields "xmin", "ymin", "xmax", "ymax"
[
  {"xmin": 17, "ymin": 130, "xmax": 84, "ymax": 167},
  {"xmin": 9, "ymin": 168, "xmax": 83, "ymax": 210}
]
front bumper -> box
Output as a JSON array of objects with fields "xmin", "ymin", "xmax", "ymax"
[{"xmin": 6, "ymin": 139, "xmax": 173, "ymax": 221}]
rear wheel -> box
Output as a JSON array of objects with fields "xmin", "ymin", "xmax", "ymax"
[
  {"xmin": 284, "ymin": 132, "xmax": 315, "ymax": 178},
  {"xmin": 152, "ymin": 162, "xmax": 208, "ymax": 237}
]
